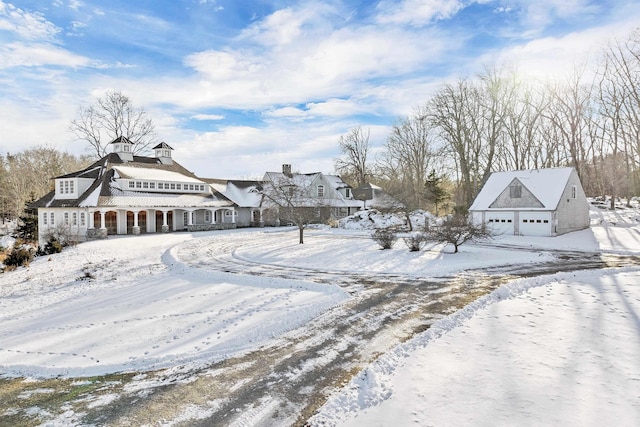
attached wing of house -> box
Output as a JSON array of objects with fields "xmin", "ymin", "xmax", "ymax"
[
  {"xmin": 470, "ymin": 167, "xmax": 589, "ymax": 236},
  {"xmin": 205, "ymin": 178, "xmax": 267, "ymax": 226}
]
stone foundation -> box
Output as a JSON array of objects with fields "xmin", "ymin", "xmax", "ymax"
[
  {"xmin": 86, "ymin": 228, "xmax": 108, "ymax": 240},
  {"xmin": 186, "ymin": 223, "xmax": 237, "ymax": 232}
]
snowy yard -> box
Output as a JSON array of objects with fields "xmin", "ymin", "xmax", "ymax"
[{"xmin": 0, "ymin": 203, "xmax": 639, "ymax": 425}]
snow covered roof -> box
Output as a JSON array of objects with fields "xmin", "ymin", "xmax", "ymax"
[
  {"xmin": 99, "ymin": 186, "xmax": 233, "ymax": 208},
  {"xmin": 204, "ymin": 179, "xmax": 264, "ymax": 208},
  {"xmin": 264, "ymin": 171, "xmax": 320, "ymax": 187},
  {"xmin": 323, "ymin": 174, "xmax": 351, "ymax": 190},
  {"xmin": 113, "ymin": 165, "xmax": 204, "ymax": 183},
  {"xmin": 470, "ymin": 167, "xmax": 575, "ymax": 211}
]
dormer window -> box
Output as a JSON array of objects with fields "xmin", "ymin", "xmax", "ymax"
[
  {"xmin": 317, "ymin": 185, "xmax": 325, "ymax": 197},
  {"xmin": 510, "ymin": 184, "xmax": 522, "ymax": 199}
]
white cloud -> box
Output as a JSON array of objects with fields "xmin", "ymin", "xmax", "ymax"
[
  {"xmin": 0, "ymin": 42, "xmax": 90, "ymax": 68},
  {"xmin": 179, "ymin": 17, "xmax": 450, "ymax": 112},
  {"xmin": 239, "ymin": 3, "xmax": 338, "ymax": 48},
  {"xmin": 375, "ymin": 0, "xmax": 464, "ymax": 27},
  {"xmin": 483, "ymin": 8, "xmax": 640, "ymax": 82},
  {"xmin": 192, "ymin": 114, "xmax": 224, "ymax": 121},
  {"xmin": 0, "ymin": 1, "xmax": 60, "ymax": 41}
]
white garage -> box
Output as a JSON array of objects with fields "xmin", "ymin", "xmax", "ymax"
[
  {"xmin": 485, "ymin": 212, "xmax": 515, "ymax": 235},
  {"xmin": 519, "ymin": 212, "xmax": 553, "ymax": 236},
  {"xmin": 469, "ymin": 168, "xmax": 590, "ymax": 237}
]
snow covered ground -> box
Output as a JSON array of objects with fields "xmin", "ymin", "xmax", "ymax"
[
  {"xmin": 310, "ymin": 205, "xmax": 640, "ymax": 426},
  {"xmin": 0, "ymin": 202, "xmax": 639, "ymax": 426},
  {"xmin": 0, "ymin": 231, "xmax": 348, "ymax": 378}
]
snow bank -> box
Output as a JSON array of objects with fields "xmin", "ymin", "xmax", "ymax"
[{"xmin": 311, "ymin": 267, "xmax": 640, "ymax": 426}]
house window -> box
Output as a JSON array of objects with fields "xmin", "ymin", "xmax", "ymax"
[
  {"xmin": 158, "ymin": 183, "xmax": 164, "ymax": 190},
  {"xmin": 72, "ymin": 212, "xmax": 77, "ymax": 225},
  {"xmin": 183, "ymin": 211, "xmax": 189, "ymax": 225},
  {"xmin": 345, "ymin": 188, "xmax": 351, "ymax": 198},
  {"xmin": 136, "ymin": 182, "xmax": 142, "ymax": 188},
  {"xmin": 317, "ymin": 185, "xmax": 325, "ymax": 197},
  {"xmin": 129, "ymin": 181, "xmax": 135, "ymax": 188},
  {"xmin": 510, "ymin": 184, "xmax": 522, "ymax": 198},
  {"xmin": 225, "ymin": 210, "xmax": 232, "ymax": 216},
  {"xmin": 205, "ymin": 211, "xmax": 211, "ymax": 222},
  {"xmin": 64, "ymin": 212, "xmax": 69, "ymax": 225},
  {"xmin": 43, "ymin": 212, "xmax": 47, "ymax": 225},
  {"xmin": 571, "ymin": 185, "xmax": 577, "ymax": 199},
  {"xmin": 124, "ymin": 144, "xmax": 131, "ymax": 152},
  {"xmin": 69, "ymin": 180, "xmax": 74, "ymax": 193},
  {"xmin": 189, "ymin": 184, "xmax": 194, "ymax": 191},
  {"xmin": 64, "ymin": 181, "xmax": 69, "ymax": 194},
  {"xmin": 176, "ymin": 184, "xmax": 182, "ymax": 190},
  {"xmin": 149, "ymin": 182, "xmax": 155, "ymax": 189},
  {"xmin": 170, "ymin": 183, "xmax": 176, "ymax": 190},
  {"xmin": 80, "ymin": 212, "xmax": 86, "ymax": 226},
  {"xmin": 50, "ymin": 212, "xmax": 55, "ymax": 225},
  {"xmin": 143, "ymin": 182, "xmax": 149, "ymax": 189}
]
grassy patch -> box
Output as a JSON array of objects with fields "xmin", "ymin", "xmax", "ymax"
[{"xmin": 0, "ymin": 373, "xmax": 137, "ymax": 426}]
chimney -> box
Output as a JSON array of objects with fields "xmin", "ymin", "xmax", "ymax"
[{"xmin": 282, "ymin": 164, "xmax": 292, "ymax": 177}]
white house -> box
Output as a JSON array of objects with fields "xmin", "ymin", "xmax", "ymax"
[
  {"xmin": 262, "ymin": 164, "xmax": 362, "ymax": 221},
  {"xmin": 32, "ymin": 138, "xmax": 237, "ymax": 243},
  {"xmin": 469, "ymin": 167, "xmax": 589, "ymax": 236}
]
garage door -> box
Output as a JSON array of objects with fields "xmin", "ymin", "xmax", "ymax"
[
  {"xmin": 519, "ymin": 212, "xmax": 552, "ymax": 236},
  {"xmin": 485, "ymin": 212, "xmax": 515, "ymax": 235}
]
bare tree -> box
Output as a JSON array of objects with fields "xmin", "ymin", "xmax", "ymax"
[
  {"xmin": 429, "ymin": 69, "xmax": 507, "ymax": 208},
  {"xmin": 335, "ymin": 126, "xmax": 371, "ymax": 187},
  {"xmin": 543, "ymin": 68, "xmax": 594, "ymax": 183},
  {"xmin": 427, "ymin": 212, "xmax": 492, "ymax": 253},
  {"xmin": 261, "ymin": 174, "xmax": 330, "ymax": 244},
  {"xmin": 596, "ymin": 31, "xmax": 640, "ymax": 203},
  {"xmin": 2, "ymin": 146, "xmax": 91, "ymax": 219},
  {"xmin": 497, "ymin": 77, "xmax": 550, "ymax": 171},
  {"xmin": 70, "ymin": 90, "xmax": 157, "ymax": 158},
  {"xmin": 375, "ymin": 106, "xmax": 442, "ymax": 229}
]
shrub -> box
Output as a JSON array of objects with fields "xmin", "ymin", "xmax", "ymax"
[
  {"xmin": 372, "ymin": 228, "xmax": 398, "ymax": 250},
  {"xmin": 403, "ymin": 232, "xmax": 427, "ymax": 252},
  {"xmin": 4, "ymin": 246, "xmax": 35, "ymax": 268},
  {"xmin": 39, "ymin": 236, "xmax": 64, "ymax": 255}
]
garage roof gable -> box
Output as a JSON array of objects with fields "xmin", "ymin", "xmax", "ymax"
[{"xmin": 471, "ymin": 168, "xmax": 574, "ymax": 211}]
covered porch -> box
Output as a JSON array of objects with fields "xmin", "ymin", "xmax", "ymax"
[{"xmin": 86, "ymin": 206, "xmax": 237, "ymax": 238}]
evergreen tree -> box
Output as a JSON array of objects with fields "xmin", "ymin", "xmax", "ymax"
[
  {"xmin": 16, "ymin": 193, "xmax": 38, "ymax": 242},
  {"xmin": 424, "ymin": 170, "xmax": 448, "ymax": 215}
]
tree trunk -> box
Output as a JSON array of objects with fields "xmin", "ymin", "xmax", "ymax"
[{"xmin": 299, "ymin": 226, "xmax": 304, "ymax": 244}]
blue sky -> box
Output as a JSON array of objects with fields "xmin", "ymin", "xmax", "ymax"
[{"xmin": 1, "ymin": 0, "xmax": 639, "ymax": 179}]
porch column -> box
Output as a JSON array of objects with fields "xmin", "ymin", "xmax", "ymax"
[
  {"xmin": 187, "ymin": 210, "xmax": 193, "ymax": 226},
  {"xmin": 231, "ymin": 208, "xmax": 236, "ymax": 224},
  {"xmin": 162, "ymin": 210, "xmax": 170, "ymax": 233},
  {"xmin": 100, "ymin": 211, "xmax": 106, "ymax": 229},
  {"xmin": 89, "ymin": 210, "xmax": 95, "ymax": 228},
  {"xmin": 132, "ymin": 210, "xmax": 140, "ymax": 235},
  {"xmin": 212, "ymin": 209, "xmax": 217, "ymax": 224}
]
